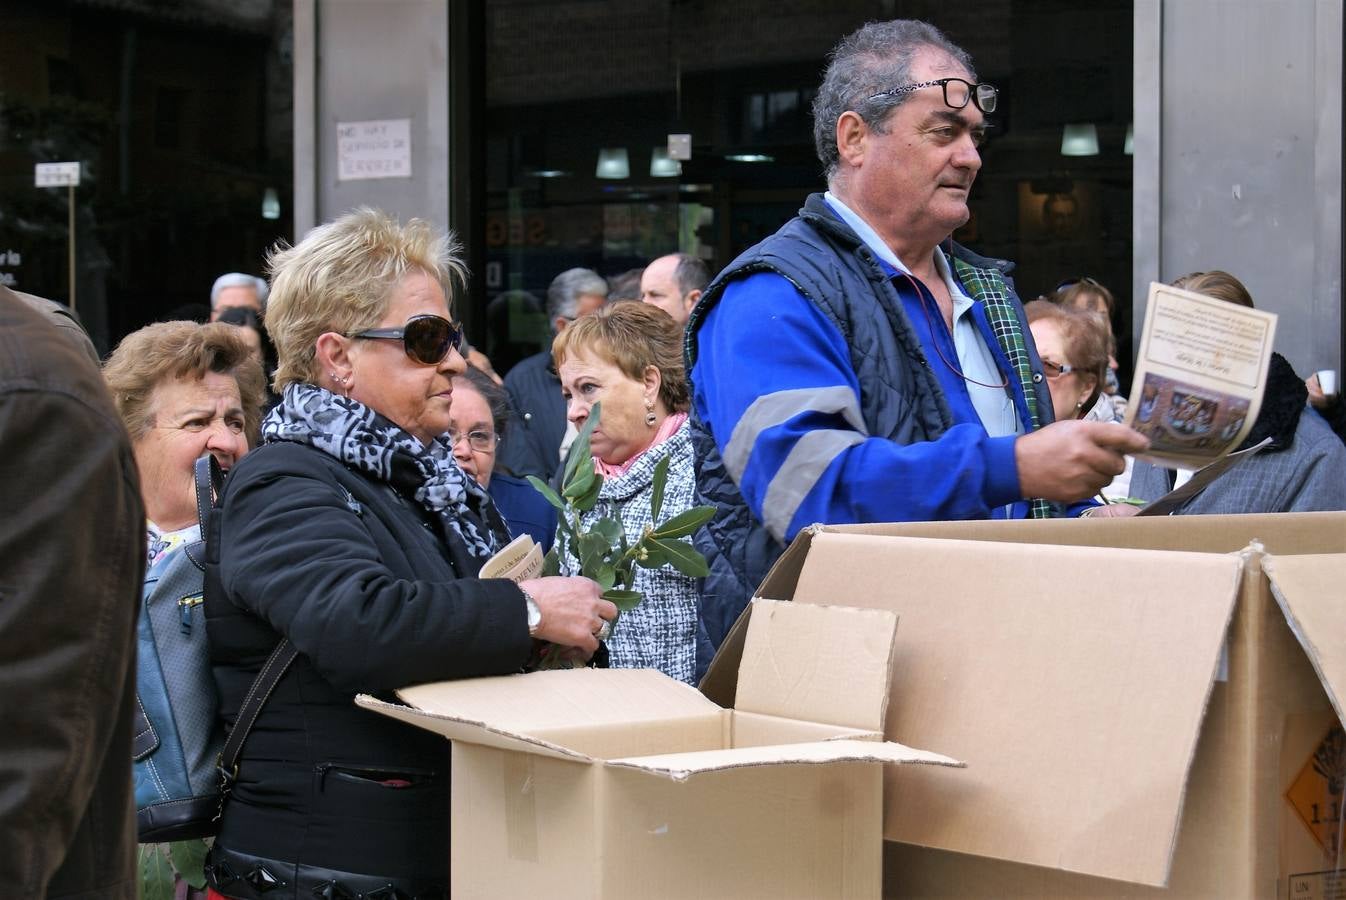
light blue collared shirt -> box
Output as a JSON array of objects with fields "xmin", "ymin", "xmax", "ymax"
[{"xmin": 823, "ymin": 191, "xmax": 1020, "ymax": 438}]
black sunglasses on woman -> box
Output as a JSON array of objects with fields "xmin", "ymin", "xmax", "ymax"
[{"xmin": 350, "ymin": 314, "xmax": 463, "ymax": 365}]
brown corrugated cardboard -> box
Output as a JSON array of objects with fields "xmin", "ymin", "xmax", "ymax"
[
  {"xmin": 702, "ymin": 512, "xmax": 1346, "ymax": 898},
  {"xmin": 358, "ymin": 599, "xmax": 962, "ymax": 899},
  {"xmin": 1263, "ymin": 555, "xmax": 1346, "ymax": 723}
]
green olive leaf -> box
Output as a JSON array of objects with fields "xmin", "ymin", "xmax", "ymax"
[
  {"xmin": 634, "ymin": 538, "xmax": 670, "ymax": 569},
  {"xmin": 650, "ymin": 505, "xmax": 715, "ymax": 540},
  {"xmin": 572, "ymin": 473, "xmax": 603, "ymax": 512},
  {"xmin": 527, "ymin": 476, "xmax": 566, "ymax": 511},
  {"xmin": 139, "ymin": 845, "xmax": 175, "ymax": 900},
  {"xmin": 602, "ymin": 588, "xmax": 643, "ymax": 611},
  {"xmin": 168, "ymin": 839, "xmax": 209, "ymax": 889},
  {"xmin": 650, "ymin": 455, "xmax": 669, "ymax": 521},
  {"xmin": 561, "ymin": 463, "xmax": 596, "ymax": 501},
  {"xmin": 650, "ymin": 537, "xmax": 710, "ymax": 577},
  {"xmin": 590, "ymin": 517, "xmax": 622, "ymax": 546},
  {"xmin": 613, "ymin": 557, "xmax": 635, "ymax": 588},
  {"xmin": 595, "ymin": 562, "xmax": 617, "ymax": 590},
  {"xmin": 542, "ymin": 547, "xmax": 561, "ymax": 577},
  {"xmin": 563, "ymin": 401, "xmax": 602, "ymax": 486},
  {"xmin": 577, "ymin": 532, "xmax": 609, "ymax": 574}
]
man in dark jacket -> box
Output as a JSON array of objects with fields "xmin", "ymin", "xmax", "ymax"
[
  {"xmin": 686, "ymin": 20, "xmax": 1148, "ymax": 662},
  {"xmin": 497, "ymin": 267, "xmax": 607, "ymax": 480},
  {"xmin": 0, "ymin": 287, "xmax": 145, "ymax": 898}
]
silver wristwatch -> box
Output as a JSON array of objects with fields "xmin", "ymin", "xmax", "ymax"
[{"xmin": 521, "ymin": 587, "xmax": 542, "ymax": 637}]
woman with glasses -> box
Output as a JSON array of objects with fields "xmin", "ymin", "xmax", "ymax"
[
  {"xmin": 203, "ymin": 208, "xmax": 615, "ymax": 900},
  {"xmin": 449, "ymin": 364, "xmax": 558, "ymax": 551},
  {"xmin": 1024, "ymin": 300, "xmax": 1111, "ymax": 423},
  {"xmin": 1052, "ymin": 276, "xmax": 1126, "ymax": 411},
  {"xmin": 1025, "ymin": 300, "xmax": 1135, "ymax": 506},
  {"xmin": 553, "ymin": 302, "xmax": 702, "ymax": 684}
]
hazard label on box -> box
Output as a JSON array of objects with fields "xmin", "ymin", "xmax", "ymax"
[
  {"xmin": 1287, "ymin": 723, "xmax": 1345, "ymax": 860},
  {"xmin": 1286, "ymin": 869, "xmax": 1345, "ymax": 900}
]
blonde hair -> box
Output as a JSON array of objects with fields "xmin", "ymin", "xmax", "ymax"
[
  {"xmin": 103, "ymin": 321, "xmax": 267, "ymax": 445},
  {"xmin": 264, "ymin": 207, "xmax": 468, "ymax": 391},
  {"xmin": 1171, "ymin": 270, "xmax": 1255, "ymax": 308},
  {"xmin": 552, "ymin": 302, "xmax": 690, "ymax": 413}
]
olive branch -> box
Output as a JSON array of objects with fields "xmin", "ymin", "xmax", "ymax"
[{"xmin": 527, "ymin": 402, "xmax": 713, "ymax": 644}]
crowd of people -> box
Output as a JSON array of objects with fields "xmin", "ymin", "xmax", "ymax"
[{"xmin": 4, "ymin": 16, "xmax": 1346, "ymax": 900}]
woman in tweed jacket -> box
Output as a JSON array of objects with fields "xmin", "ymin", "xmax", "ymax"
[{"xmin": 553, "ymin": 303, "xmax": 700, "ymax": 683}]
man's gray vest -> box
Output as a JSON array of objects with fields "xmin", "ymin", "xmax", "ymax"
[{"xmin": 685, "ymin": 193, "xmax": 1053, "ymax": 661}]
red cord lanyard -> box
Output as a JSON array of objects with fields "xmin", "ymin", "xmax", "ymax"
[{"xmin": 896, "ymin": 270, "xmax": 1009, "ymax": 390}]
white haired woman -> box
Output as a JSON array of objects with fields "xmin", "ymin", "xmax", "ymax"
[{"xmin": 204, "ymin": 208, "xmax": 614, "ymax": 900}]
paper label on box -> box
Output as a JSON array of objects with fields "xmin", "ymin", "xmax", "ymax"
[
  {"xmin": 1286, "ymin": 723, "xmax": 1345, "ymax": 860},
  {"xmin": 1285, "ymin": 869, "xmax": 1345, "ymax": 900}
]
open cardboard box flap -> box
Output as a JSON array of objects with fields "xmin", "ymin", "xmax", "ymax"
[
  {"xmin": 355, "ymin": 692, "xmax": 590, "ymax": 763},
  {"xmin": 608, "ymin": 738, "xmax": 961, "ymax": 782},
  {"xmin": 824, "ymin": 510, "xmax": 1346, "ymax": 555},
  {"xmin": 1263, "ymin": 553, "xmax": 1346, "ymax": 724},
  {"xmin": 358, "ymin": 598, "xmax": 962, "ymax": 783},
  {"xmin": 396, "ymin": 667, "xmax": 716, "ymax": 731},
  {"xmin": 702, "ymin": 513, "xmax": 1345, "ymax": 709},
  {"xmin": 703, "ymin": 526, "xmax": 1245, "ymax": 888},
  {"xmin": 735, "ymin": 597, "xmax": 898, "ymax": 732}
]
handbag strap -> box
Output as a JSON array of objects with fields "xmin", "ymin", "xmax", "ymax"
[
  {"xmin": 196, "ymin": 452, "xmax": 300, "ymax": 800},
  {"xmin": 194, "ymin": 453, "xmax": 223, "ymax": 530},
  {"xmin": 218, "ymin": 639, "xmax": 299, "ymax": 791}
]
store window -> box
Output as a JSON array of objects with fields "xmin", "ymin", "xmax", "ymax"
[
  {"xmin": 480, "ymin": 0, "xmax": 1133, "ymax": 378},
  {"xmin": 0, "ymin": 0, "xmax": 294, "ymax": 354}
]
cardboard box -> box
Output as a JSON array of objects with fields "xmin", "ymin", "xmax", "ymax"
[
  {"xmin": 357, "ymin": 599, "xmax": 961, "ymax": 899},
  {"xmin": 703, "ymin": 512, "xmax": 1346, "ymax": 898}
]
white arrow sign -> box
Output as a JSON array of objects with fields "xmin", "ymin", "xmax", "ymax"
[{"xmin": 35, "ymin": 162, "xmax": 82, "ymax": 187}]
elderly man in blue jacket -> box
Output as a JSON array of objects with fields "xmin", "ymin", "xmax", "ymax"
[{"xmin": 687, "ymin": 19, "xmax": 1149, "ymax": 667}]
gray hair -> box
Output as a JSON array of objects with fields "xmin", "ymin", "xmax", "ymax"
[
  {"xmin": 210, "ymin": 272, "xmax": 270, "ymax": 310},
  {"xmin": 672, "ymin": 254, "xmax": 711, "ymax": 296},
  {"xmin": 812, "ymin": 20, "xmax": 975, "ymax": 182},
  {"xmin": 546, "ymin": 267, "xmax": 608, "ymax": 328}
]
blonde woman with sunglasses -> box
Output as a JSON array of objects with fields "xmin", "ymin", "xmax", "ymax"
[{"xmin": 202, "ymin": 208, "xmax": 614, "ymax": 900}]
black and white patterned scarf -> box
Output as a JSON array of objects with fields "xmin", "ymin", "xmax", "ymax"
[{"xmin": 263, "ymin": 382, "xmax": 507, "ymax": 575}]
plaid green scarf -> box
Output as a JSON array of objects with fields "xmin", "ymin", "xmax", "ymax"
[{"xmin": 950, "ymin": 255, "xmax": 1053, "ymax": 520}]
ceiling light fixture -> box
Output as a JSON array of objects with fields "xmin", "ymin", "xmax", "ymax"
[
  {"xmin": 650, "ymin": 147, "xmax": 681, "ymax": 177},
  {"xmin": 595, "ymin": 148, "xmax": 630, "ymax": 179},
  {"xmin": 1060, "ymin": 124, "xmax": 1099, "ymax": 157},
  {"xmin": 261, "ymin": 187, "xmax": 281, "ymax": 220}
]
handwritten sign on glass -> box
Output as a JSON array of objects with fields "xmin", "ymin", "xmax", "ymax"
[{"xmin": 337, "ymin": 119, "xmax": 412, "ymax": 182}]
